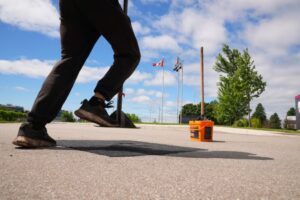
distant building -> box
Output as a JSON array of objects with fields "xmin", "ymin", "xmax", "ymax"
[
  {"xmin": 285, "ymin": 116, "xmax": 296, "ymax": 130},
  {"xmin": 0, "ymin": 104, "xmax": 24, "ymax": 112},
  {"xmin": 296, "ymin": 95, "xmax": 300, "ymax": 130}
]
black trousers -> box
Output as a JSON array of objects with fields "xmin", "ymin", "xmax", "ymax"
[{"xmin": 27, "ymin": 0, "xmax": 140, "ymax": 125}]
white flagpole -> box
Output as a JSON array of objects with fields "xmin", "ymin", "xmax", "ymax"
[
  {"xmin": 162, "ymin": 64, "xmax": 165, "ymax": 123},
  {"xmin": 180, "ymin": 62, "xmax": 183, "ymax": 124},
  {"xmin": 176, "ymin": 67, "xmax": 180, "ymax": 123},
  {"xmin": 158, "ymin": 106, "xmax": 160, "ymax": 123}
]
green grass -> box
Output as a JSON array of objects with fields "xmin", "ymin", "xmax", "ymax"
[
  {"xmin": 137, "ymin": 122, "xmax": 300, "ymax": 134},
  {"xmin": 216, "ymin": 125, "xmax": 300, "ymax": 135},
  {"xmin": 136, "ymin": 122, "xmax": 186, "ymax": 126},
  {"xmin": 0, "ymin": 121, "xmax": 23, "ymax": 124}
]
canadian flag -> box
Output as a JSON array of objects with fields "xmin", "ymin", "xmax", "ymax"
[{"xmin": 152, "ymin": 58, "xmax": 164, "ymax": 67}]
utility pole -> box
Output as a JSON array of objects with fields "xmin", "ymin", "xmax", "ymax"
[
  {"xmin": 180, "ymin": 63, "xmax": 184, "ymax": 124},
  {"xmin": 161, "ymin": 64, "xmax": 165, "ymax": 123},
  {"xmin": 116, "ymin": 0, "xmax": 129, "ymax": 126},
  {"xmin": 200, "ymin": 47, "xmax": 205, "ymax": 117},
  {"xmin": 176, "ymin": 71, "xmax": 180, "ymax": 123}
]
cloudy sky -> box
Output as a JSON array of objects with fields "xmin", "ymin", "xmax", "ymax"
[{"xmin": 0, "ymin": 0, "xmax": 299, "ymax": 122}]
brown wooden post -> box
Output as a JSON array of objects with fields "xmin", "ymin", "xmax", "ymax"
[{"xmin": 200, "ymin": 47, "xmax": 205, "ymax": 117}]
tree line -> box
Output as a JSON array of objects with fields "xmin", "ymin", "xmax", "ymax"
[{"xmin": 0, "ymin": 109, "xmax": 26, "ymax": 122}]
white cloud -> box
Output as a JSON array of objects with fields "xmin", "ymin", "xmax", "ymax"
[
  {"xmin": 131, "ymin": 95, "xmax": 151, "ymax": 103},
  {"xmin": 165, "ymin": 100, "xmax": 177, "ymax": 108},
  {"xmin": 77, "ymin": 66, "xmax": 110, "ymax": 83},
  {"xmin": 124, "ymin": 88, "xmax": 135, "ymax": 95},
  {"xmin": 153, "ymin": 7, "xmax": 227, "ymax": 54},
  {"xmin": 250, "ymin": 53, "xmax": 300, "ymax": 119},
  {"xmin": 127, "ymin": 70, "xmax": 152, "ymax": 84},
  {"xmin": 244, "ymin": 10, "xmax": 300, "ymax": 56},
  {"xmin": 137, "ymin": 88, "xmax": 163, "ymax": 98},
  {"xmin": 15, "ymin": 86, "xmax": 29, "ymax": 92},
  {"xmin": 192, "ymin": 0, "xmax": 299, "ymax": 22},
  {"xmin": 141, "ymin": 35, "xmax": 182, "ymax": 52},
  {"xmin": 140, "ymin": 0, "xmax": 168, "ymax": 5},
  {"xmin": 144, "ymin": 70, "xmax": 176, "ymax": 86},
  {"xmin": 182, "ymin": 58, "xmax": 219, "ymax": 99},
  {"xmin": 132, "ymin": 21, "xmax": 150, "ymax": 35},
  {"xmin": 140, "ymin": 50, "xmax": 160, "ymax": 62},
  {"xmin": 0, "ymin": 59, "xmax": 53, "ymax": 78},
  {"xmin": 0, "ymin": 0, "xmax": 59, "ymax": 37},
  {"xmin": 125, "ymin": 88, "xmax": 163, "ymax": 99},
  {"xmin": 0, "ymin": 59, "xmax": 148, "ymax": 84}
]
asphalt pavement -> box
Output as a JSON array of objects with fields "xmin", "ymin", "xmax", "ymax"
[{"xmin": 1, "ymin": 123, "xmax": 300, "ymax": 200}]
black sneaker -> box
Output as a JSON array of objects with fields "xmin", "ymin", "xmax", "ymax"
[
  {"xmin": 12, "ymin": 123, "xmax": 56, "ymax": 148},
  {"xmin": 75, "ymin": 99, "xmax": 119, "ymax": 127}
]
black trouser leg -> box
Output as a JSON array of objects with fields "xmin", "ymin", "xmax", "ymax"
[
  {"xmin": 76, "ymin": 0, "xmax": 141, "ymax": 100},
  {"xmin": 28, "ymin": 0, "xmax": 99, "ymax": 125}
]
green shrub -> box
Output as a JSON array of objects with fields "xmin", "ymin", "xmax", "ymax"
[
  {"xmin": 126, "ymin": 113, "xmax": 141, "ymax": 123},
  {"xmin": 61, "ymin": 111, "xmax": 76, "ymax": 122},
  {"xmin": 233, "ymin": 118, "xmax": 249, "ymax": 127},
  {"xmin": 251, "ymin": 118, "xmax": 262, "ymax": 128},
  {"xmin": 0, "ymin": 110, "xmax": 26, "ymax": 122}
]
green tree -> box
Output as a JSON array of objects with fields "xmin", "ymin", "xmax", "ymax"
[
  {"xmin": 204, "ymin": 100, "xmax": 218, "ymax": 123},
  {"xmin": 214, "ymin": 44, "xmax": 266, "ymax": 125},
  {"xmin": 61, "ymin": 111, "xmax": 76, "ymax": 122},
  {"xmin": 181, "ymin": 103, "xmax": 199, "ymax": 116},
  {"xmin": 269, "ymin": 113, "xmax": 281, "ymax": 129},
  {"xmin": 251, "ymin": 103, "xmax": 267, "ymax": 126},
  {"xmin": 286, "ymin": 107, "xmax": 296, "ymax": 116},
  {"xmin": 126, "ymin": 113, "xmax": 141, "ymax": 123},
  {"xmin": 181, "ymin": 101, "xmax": 218, "ymax": 122}
]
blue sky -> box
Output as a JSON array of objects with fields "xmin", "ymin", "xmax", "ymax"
[{"xmin": 0, "ymin": 0, "xmax": 300, "ymax": 122}]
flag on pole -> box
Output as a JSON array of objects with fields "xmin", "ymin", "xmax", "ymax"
[
  {"xmin": 173, "ymin": 57, "xmax": 182, "ymax": 72},
  {"xmin": 152, "ymin": 59, "xmax": 164, "ymax": 67}
]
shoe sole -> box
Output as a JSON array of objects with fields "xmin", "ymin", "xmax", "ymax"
[
  {"xmin": 75, "ymin": 109, "xmax": 119, "ymax": 127},
  {"xmin": 12, "ymin": 136, "xmax": 56, "ymax": 148}
]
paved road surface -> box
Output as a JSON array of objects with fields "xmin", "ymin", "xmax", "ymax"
[{"xmin": 1, "ymin": 123, "xmax": 300, "ymax": 199}]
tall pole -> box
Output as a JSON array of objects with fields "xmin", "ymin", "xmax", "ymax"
[
  {"xmin": 176, "ymin": 67, "xmax": 180, "ymax": 123},
  {"xmin": 180, "ymin": 64, "xmax": 183, "ymax": 124},
  {"xmin": 123, "ymin": 0, "xmax": 128, "ymax": 14},
  {"xmin": 158, "ymin": 106, "xmax": 161, "ymax": 123},
  {"xmin": 116, "ymin": 0, "xmax": 129, "ymax": 126},
  {"xmin": 200, "ymin": 47, "xmax": 205, "ymax": 117},
  {"xmin": 161, "ymin": 65, "xmax": 165, "ymax": 123}
]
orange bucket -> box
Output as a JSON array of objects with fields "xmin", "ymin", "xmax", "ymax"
[{"xmin": 189, "ymin": 120, "xmax": 214, "ymax": 142}]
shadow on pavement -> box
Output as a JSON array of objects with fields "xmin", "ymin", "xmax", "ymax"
[{"xmin": 57, "ymin": 140, "xmax": 273, "ymax": 160}]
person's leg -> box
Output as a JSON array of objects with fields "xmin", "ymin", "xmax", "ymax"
[
  {"xmin": 27, "ymin": 0, "xmax": 99, "ymax": 127},
  {"xmin": 13, "ymin": 0, "xmax": 99, "ymax": 147},
  {"xmin": 73, "ymin": 0, "xmax": 140, "ymax": 127},
  {"xmin": 76, "ymin": 0, "xmax": 141, "ymax": 101}
]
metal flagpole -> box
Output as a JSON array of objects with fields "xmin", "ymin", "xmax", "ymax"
[
  {"xmin": 174, "ymin": 57, "xmax": 183, "ymax": 124},
  {"xmin": 116, "ymin": 0, "xmax": 129, "ymax": 126},
  {"xmin": 176, "ymin": 64, "xmax": 180, "ymax": 123},
  {"xmin": 158, "ymin": 106, "xmax": 160, "ymax": 123},
  {"xmin": 123, "ymin": 0, "xmax": 128, "ymax": 13},
  {"xmin": 161, "ymin": 64, "xmax": 165, "ymax": 123},
  {"xmin": 180, "ymin": 61, "xmax": 183, "ymax": 124}
]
